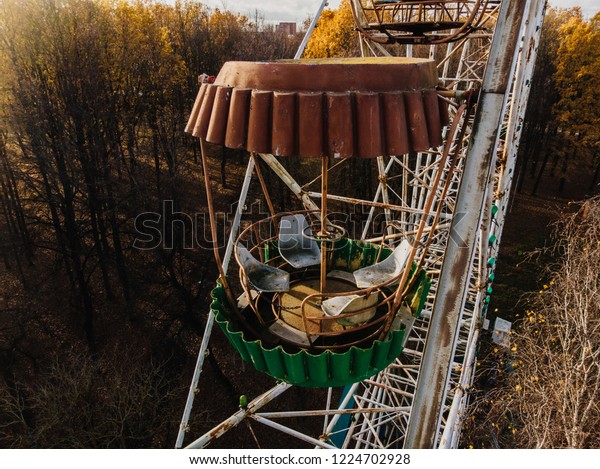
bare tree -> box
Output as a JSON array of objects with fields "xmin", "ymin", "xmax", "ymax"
[
  {"xmin": 467, "ymin": 197, "xmax": 600, "ymax": 448},
  {"xmin": 0, "ymin": 347, "xmax": 180, "ymax": 448}
]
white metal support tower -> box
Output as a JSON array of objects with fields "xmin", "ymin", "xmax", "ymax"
[{"xmin": 176, "ymin": 0, "xmax": 547, "ymax": 449}]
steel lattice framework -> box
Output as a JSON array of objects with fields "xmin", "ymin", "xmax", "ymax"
[{"xmin": 176, "ymin": 0, "xmax": 547, "ymax": 449}]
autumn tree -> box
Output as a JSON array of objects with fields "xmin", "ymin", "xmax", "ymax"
[
  {"xmin": 517, "ymin": 8, "xmax": 600, "ymax": 195},
  {"xmin": 554, "ymin": 12, "xmax": 600, "ymax": 146},
  {"xmin": 517, "ymin": 8, "xmax": 565, "ymax": 193},
  {"xmin": 0, "ymin": 131, "xmax": 32, "ymax": 283},
  {"xmin": 553, "ymin": 12, "xmax": 600, "ymax": 189},
  {"xmin": 304, "ymin": 0, "xmax": 358, "ymax": 58},
  {"xmin": 0, "ymin": 0, "xmax": 303, "ymax": 447},
  {"xmin": 0, "ymin": 348, "xmax": 179, "ymax": 448}
]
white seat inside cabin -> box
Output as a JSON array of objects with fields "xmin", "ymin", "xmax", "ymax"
[
  {"xmin": 236, "ymin": 244, "xmax": 290, "ymax": 292},
  {"xmin": 321, "ymin": 270, "xmax": 380, "ymax": 327},
  {"xmin": 353, "ymin": 239, "xmax": 412, "ymax": 289},
  {"xmin": 320, "ymin": 240, "xmax": 413, "ymax": 325},
  {"xmin": 321, "ymin": 293, "xmax": 380, "ymax": 327},
  {"xmin": 278, "ymin": 214, "xmax": 321, "ymax": 269},
  {"xmin": 268, "ymin": 319, "xmax": 316, "ymax": 347}
]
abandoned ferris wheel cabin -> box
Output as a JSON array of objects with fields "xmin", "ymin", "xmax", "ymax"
[{"xmin": 177, "ymin": 0, "xmax": 546, "ymax": 449}]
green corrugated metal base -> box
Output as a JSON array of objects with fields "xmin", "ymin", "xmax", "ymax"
[
  {"xmin": 211, "ymin": 284, "xmax": 405, "ymax": 388},
  {"xmin": 210, "ymin": 238, "xmax": 431, "ymax": 388}
]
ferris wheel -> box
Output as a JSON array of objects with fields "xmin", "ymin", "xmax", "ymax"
[{"xmin": 176, "ymin": 0, "xmax": 547, "ymax": 449}]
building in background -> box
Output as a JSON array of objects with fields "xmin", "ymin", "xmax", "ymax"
[{"xmin": 276, "ymin": 22, "xmax": 297, "ymax": 35}]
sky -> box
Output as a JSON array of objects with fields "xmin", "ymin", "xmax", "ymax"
[{"xmin": 200, "ymin": 1, "xmax": 599, "ymax": 23}]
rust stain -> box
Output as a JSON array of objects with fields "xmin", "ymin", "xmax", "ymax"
[
  {"xmin": 485, "ymin": 1, "xmax": 528, "ymax": 94},
  {"xmin": 440, "ymin": 244, "xmax": 472, "ymax": 348},
  {"xmin": 206, "ymin": 86, "xmax": 232, "ymax": 144},
  {"xmin": 355, "ymin": 92, "xmax": 383, "ymax": 158},
  {"xmin": 405, "ymin": 91, "xmax": 430, "ymax": 152},
  {"xmin": 326, "ymin": 92, "xmax": 354, "ymax": 158},
  {"xmin": 247, "ymin": 90, "xmax": 272, "ymax": 154},
  {"xmin": 298, "ymin": 92, "xmax": 325, "ymax": 157},
  {"xmin": 193, "ymin": 83, "xmax": 215, "ymax": 139},
  {"xmin": 383, "ymin": 92, "xmax": 410, "ymax": 156},
  {"xmin": 272, "ymin": 91, "xmax": 297, "ymax": 157},
  {"xmin": 207, "ymin": 415, "xmax": 242, "ymax": 442},
  {"xmin": 438, "ymin": 95, "xmax": 450, "ymax": 127},
  {"xmin": 185, "ymin": 83, "xmax": 207, "ymax": 134},
  {"xmin": 225, "ymin": 88, "xmax": 251, "ymax": 149},
  {"xmin": 187, "ymin": 59, "xmax": 447, "ymax": 158},
  {"xmin": 423, "ymin": 90, "xmax": 442, "ymax": 148},
  {"xmin": 215, "ymin": 58, "xmax": 438, "ymax": 93}
]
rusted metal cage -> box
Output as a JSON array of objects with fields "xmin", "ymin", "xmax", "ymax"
[
  {"xmin": 183, "ymin": 57, "xmax": 454, "ymax": 388},
  {"xmin": 351, "ymin": 0, "xmax": 500, "ymax": 44},
  {"xmin": 232, "ymin": 210, "xmax": 431, "ymax": 351}
]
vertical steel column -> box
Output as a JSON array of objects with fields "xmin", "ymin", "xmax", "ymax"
[
  {"xmin": 295, "ymin": 0, "xmax": 330, "ymax": 59},
  {"xmin": 376, "ymin": 156, "xmax": 393, "ymax": 235},
  {"xmin": 175, "ymin": 159, "xmax": 256, "ymax": 448},
  {"xmin": 361, "ymin": 157, "xmax": 396, "ymax": 240},
  {"xmin": 437, "ymin": 1, "xmax": 547, "ymax": 447},
  {"xmin": 403, "ymin": 0, "xmax": 528, "ymax": 449}
]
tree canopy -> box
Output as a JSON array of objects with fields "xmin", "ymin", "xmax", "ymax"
[
  {"xmin": 0, "ymin": 0, "xmax": 302, "ymax": 448},
  {"xmin": 304, "ymin": 0, "xmax": 357, "ymax": 58},
  {"xmin": 517, "ymin": 7, "xmax": 600, "ymax": 195},
  {"xmin": 554, "ymin": 11, "xmax": 600, "ymax": 148}
]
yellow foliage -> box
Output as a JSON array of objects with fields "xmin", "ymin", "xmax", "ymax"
[
  {"xmin": 553, "ymin": 10, "xmax": 600, "ymax": 147},
  {"xmin": 304, "ymin": 0, "xmax": 357, "ymax": 58}
]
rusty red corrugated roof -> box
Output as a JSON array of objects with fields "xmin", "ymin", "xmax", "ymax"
[{"xmin": 186, "ymin": 58, "xmax": 449, "ymax": 158}]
